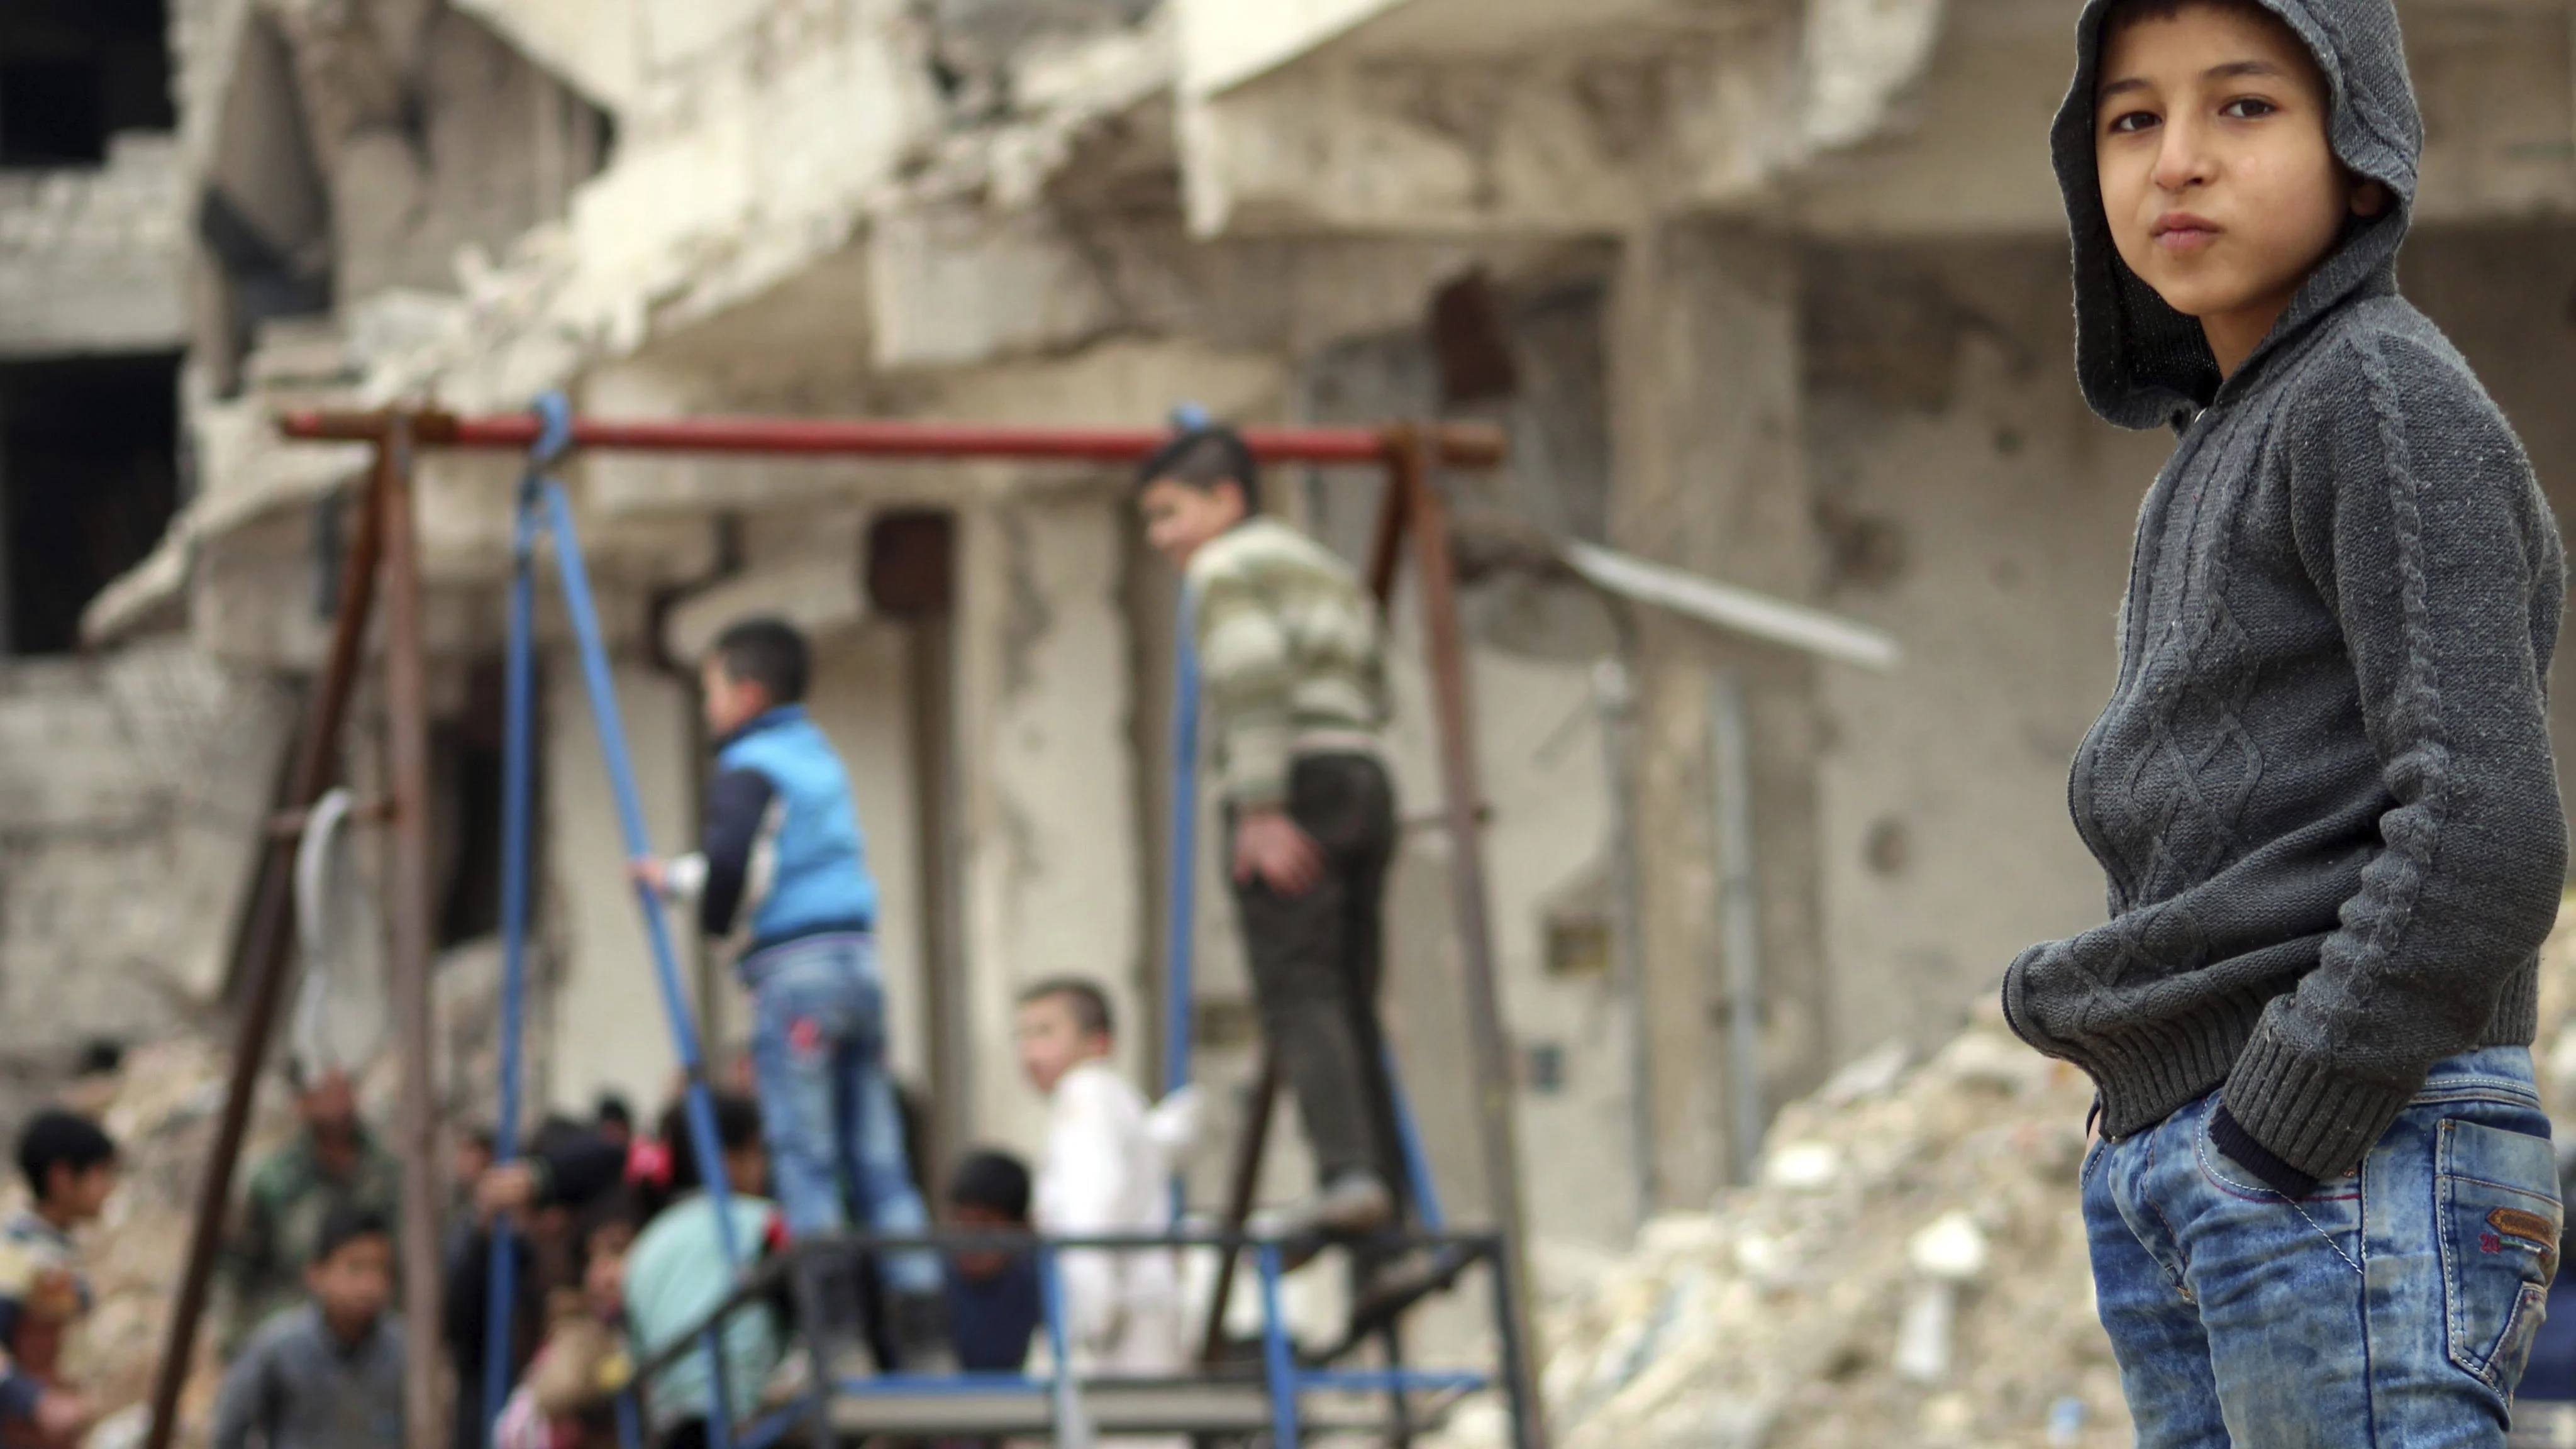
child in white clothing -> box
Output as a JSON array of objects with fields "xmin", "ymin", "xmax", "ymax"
[{"xmin": 1011, "ymin": 980, "xmax": 1197, "ymax": 1382}]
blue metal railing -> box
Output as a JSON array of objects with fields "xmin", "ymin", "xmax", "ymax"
[{"xmin": 613, "ymin": 1228, "xmax": 1507, "ymax": 1448}]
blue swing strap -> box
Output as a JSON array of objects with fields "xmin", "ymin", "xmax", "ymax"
[{"xmin": 484, "ymin": 392, "xmax": 744, "ymax": 1449}]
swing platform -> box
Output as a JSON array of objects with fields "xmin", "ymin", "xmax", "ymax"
[{"xmin": 631, "ymin": 1229, "xmax": 1528, "ymax": 1449}]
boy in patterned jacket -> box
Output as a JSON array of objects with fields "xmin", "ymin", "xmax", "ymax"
[{"xmin": 1138, "ymin": 426, "xmax": 1407, "ymax": 1244}]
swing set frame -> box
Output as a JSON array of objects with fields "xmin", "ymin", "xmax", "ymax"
[{"xmin": 142, "ymin": 401, "xmax": 1546, "ymax": 1449}]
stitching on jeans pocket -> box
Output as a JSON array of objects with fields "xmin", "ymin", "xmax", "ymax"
[{"xmin": 2438, "ymin": 1119, "xmax": 2562, "ymax": 1389}]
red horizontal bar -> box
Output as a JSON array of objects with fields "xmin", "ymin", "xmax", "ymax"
[{"xmin": 277, "ymin": 409, "xmax": 1506, "ymax": 469}]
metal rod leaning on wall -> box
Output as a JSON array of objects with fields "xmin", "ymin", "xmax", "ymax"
[
  {"xmin": 1388, "ymin": 423, "xmax": 1548, "ymax": 1449},
  {"xmin": 1709, "ymin": 670, "xmax": 1765, "ymax": 1188},
  {"xmin": 1591, "ymin": 650, "xmax": 1660, "ymax": 1225},
  {"xmin": 379, "ymin": 416, "xmax": 450, "ymax": 1449},
  {"xmin": 143, "ymin": 434, "xmax": 392, "ymax": 1449}
]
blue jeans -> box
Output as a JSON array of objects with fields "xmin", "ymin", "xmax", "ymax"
[
  {"xmin": 2084, "ymin": 1046, "xmax": 2562, "ymax": 1447},
  {"xmin": 745, "ymin": 933, "xmax": 939, "ymax": 1296}
]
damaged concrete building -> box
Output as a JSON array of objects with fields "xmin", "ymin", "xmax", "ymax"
[
  {"xmin": 0, "ymin": 1, "xmax": 292, "ymax": 1078},
  {"xmin": 47, "ymin": 0, "xmax": 2576, "ymax": 1258}
]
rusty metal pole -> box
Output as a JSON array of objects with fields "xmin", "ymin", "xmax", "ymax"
[
  {"xmin": 1389, "ymin": 425, "xmax": 1548, "ymax": 1449},
  {"xmin": 1197, "ymin": 1054, "xmax": 1281, "ymax": 1365},
  {"xmin": 143, "ymin": 441, "xmax": 391, "ymax": 1449},
  {"xmin": 377, "ymin": 418, "xmax": 447, "ymax": 1449}
]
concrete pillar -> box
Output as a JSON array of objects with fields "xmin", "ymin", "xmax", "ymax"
[
  {"xmin": 1608, "ymin": 221, "xmax": 1829, "ymax": 1209},
  {"xmin": 804, "ymin": 621, "xmax": 931, "ymax": 1085},
  {"xmin": 543, "ymin": 653, "xmax": 701, "ymax": 1115},
  {"xmin": 953, "ymin": 484, "xmax": 1145, "ymax": 1153}
]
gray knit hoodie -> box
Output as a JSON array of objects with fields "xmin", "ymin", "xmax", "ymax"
[{"xmin": 2002, "ymin": 0, "xmax": 2568, "ymax": 1192}]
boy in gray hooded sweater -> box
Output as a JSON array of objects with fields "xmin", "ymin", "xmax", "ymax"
[{"xmin": 2006, "ymin": 0, "xmax": 2568, "ymax": 1440}]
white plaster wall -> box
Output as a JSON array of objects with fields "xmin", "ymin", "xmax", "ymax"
[
  {"xmin": 1377, "ymin": 617, "xmax": 1639, "ymax": 1248},
  {"xmin": 955, "ymin": 487, "xmax": 1143, "ymax": 1156},
  {"xmin": 543, "ymin": 656, "xmax": 702, "ymax": 1113},
  {"xmin": 805, "ymin": 619, "xmax": 933, "ymax": 1085},
  {"xmin": 0, "ymin": 642, "xmax": 292, "ymax": 1055},
  {"xmin": 1807, "ymin": 241, "xmax": 2165, "ymax": 1062}
]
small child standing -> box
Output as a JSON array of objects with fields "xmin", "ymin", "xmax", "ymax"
[
  {"xmin": 635, "ymin": 617, "xmax": 947, "ymax": 1368},
  {"xmin": 495, "ymin": 1194, "xmax": 641, "ymax": 1449},
  {"xmin": 941, "ymin": 1151, "xmax": 1041, "ymax": 1375},
  {"xmin": 1012, "ymin": 981, "xmax": 1192, "ymax": 1382},
  {"xmin": 623, "ymin": 1096, "xmax": 784, "ymax": 1449},
  {"xmin": 211, "ymin": 1207, "xmax": 405, "ymax": 1449},
  {"xmin": 0, "ymin": 1110, "xmax": 114, "ymax": 1447}
]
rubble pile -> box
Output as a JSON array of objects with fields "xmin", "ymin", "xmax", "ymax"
[
  {"xmin": 1533, "ymin": 906, "xmax": 2576, "ymax": 1449},
  {"xmin": 1533, "ymin": 1008, "xmax": 2117, "ymax": 1449}
]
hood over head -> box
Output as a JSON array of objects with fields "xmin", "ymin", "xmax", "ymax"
[{"xmin": 2053, "ymin": 0, "xmax": 2423, "ymax": 429}]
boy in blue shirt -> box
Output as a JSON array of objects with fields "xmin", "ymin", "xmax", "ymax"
[{"xmin": 635, "ymin": 616, "xmax": 948, "ymax": 1370}]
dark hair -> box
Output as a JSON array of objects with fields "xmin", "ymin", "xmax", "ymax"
[
  {"xmin": 17, "ymin": 1110, "xmax": 115, "ymax": 1197},
  {"xmin": 575, "ymin": 1184, "xmax": 646, "ymax": 1248},
  {"xmin": 313, "ymin": 1204, "xmax": 392, "ymax": 1265},
  {"xmin": 1018, "ymin": 978, "xmax": 1114, "ymax": 1038},
  {"xmin": 595, "ymin": 1093, "xmax": 635, "ymax": 1131},
  {"xmin": 1136, "ymin": 427, "xmax": 1260, "ymax": 514},
  {"xmin": 947, "ymin": 1150, "xmax": 1033, "ymax": 1221},
  {"xmin": 462, "ymin": 1125, "xmax": 497, "ymax": 1153},
  {"xmin": 657, "ymin": 1092, "xmax": 764, "ymax": 1194},
  {"xmin": 710, "ymin": 618, "xmax": 810, "ymax": 705}
]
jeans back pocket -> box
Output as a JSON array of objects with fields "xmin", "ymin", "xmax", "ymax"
[{"xmin": 2438, "ymin": 1118, "xmax": 2562, "ymax": 1391}]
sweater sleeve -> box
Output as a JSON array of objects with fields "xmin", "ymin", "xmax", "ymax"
[
  {"xmin": 209, "ymin": 1331, "xmax": 276, "ymax": 1449},
  {"xmin": 697, "ymin": 767, "xmax": 777, "ymax": 939},
  {"xmin": 2226, "ymin": 333, "xmax": 2569, "ymax": 1183},
  {"xmin": 1192, "ymin": 567, "xmax": 1297, "ymax": 809}
]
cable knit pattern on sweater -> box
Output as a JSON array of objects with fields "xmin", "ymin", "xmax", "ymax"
[{"xmin": 2002, "ymin": 0, "xmax": 2568, "ymax": 1184}]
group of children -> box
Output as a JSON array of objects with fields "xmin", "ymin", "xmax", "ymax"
[
  {"xmin": 75, "ymin": 1, "xmax": 2576, "ymax": 1444},
  {"xmin": 0, "ymin": 329, "xmax": 1403, "ymax": 1448}
]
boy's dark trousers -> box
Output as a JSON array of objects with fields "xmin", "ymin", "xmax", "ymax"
[{"xmin": 1226, "ymin": 753, "xmax": 1407, "ymax": 1207}]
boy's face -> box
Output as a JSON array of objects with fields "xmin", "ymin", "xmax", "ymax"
[
  {"xmin": 307, "ymin": 1235, "xmax": 394, "ymax": 1340},
  {"xmin": 47, "ymin": 1162, "xmax": 117, "ymax": 1224},
  {"xmin": 1013, "ymin": 996, "xmax": 1110, "ymax": 1097},
  {"xmin": 582, "ymin": 1221, "xmax": 634, "ymax": 1318},
  {"xmin": 2094, "ymin": 3, "xmax": 2387, "ymax": 364},
  {"xmin": 699, "ymin": 657, "xmax": 772, "ymax": 738},
  {"xmin": 948, "ymin": 1201, "xmax": 1022, "ymax": 1281},
  {"xmin": 723, "ymin": 1142, "xmax": 769, "ymax": 1197},
  {"xmin": 1139, "ymin": 478, "xmax": 1247, "ymax": 570},
  {"xmin": 298, "ymin": 1069, "xmax": 359, "ymax": 1140}
]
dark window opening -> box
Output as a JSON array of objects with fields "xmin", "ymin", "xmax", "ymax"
[
  {"xmin": 0, "ymin": 0, "xmax": 173, "ymax": 169},
  {"xmin": 0, "ymin": 353, "xmax": 181, "ymax": 655},
  {"xmin": 436, "ymin": 656, "xmax": 533, "ymax": 949}
]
